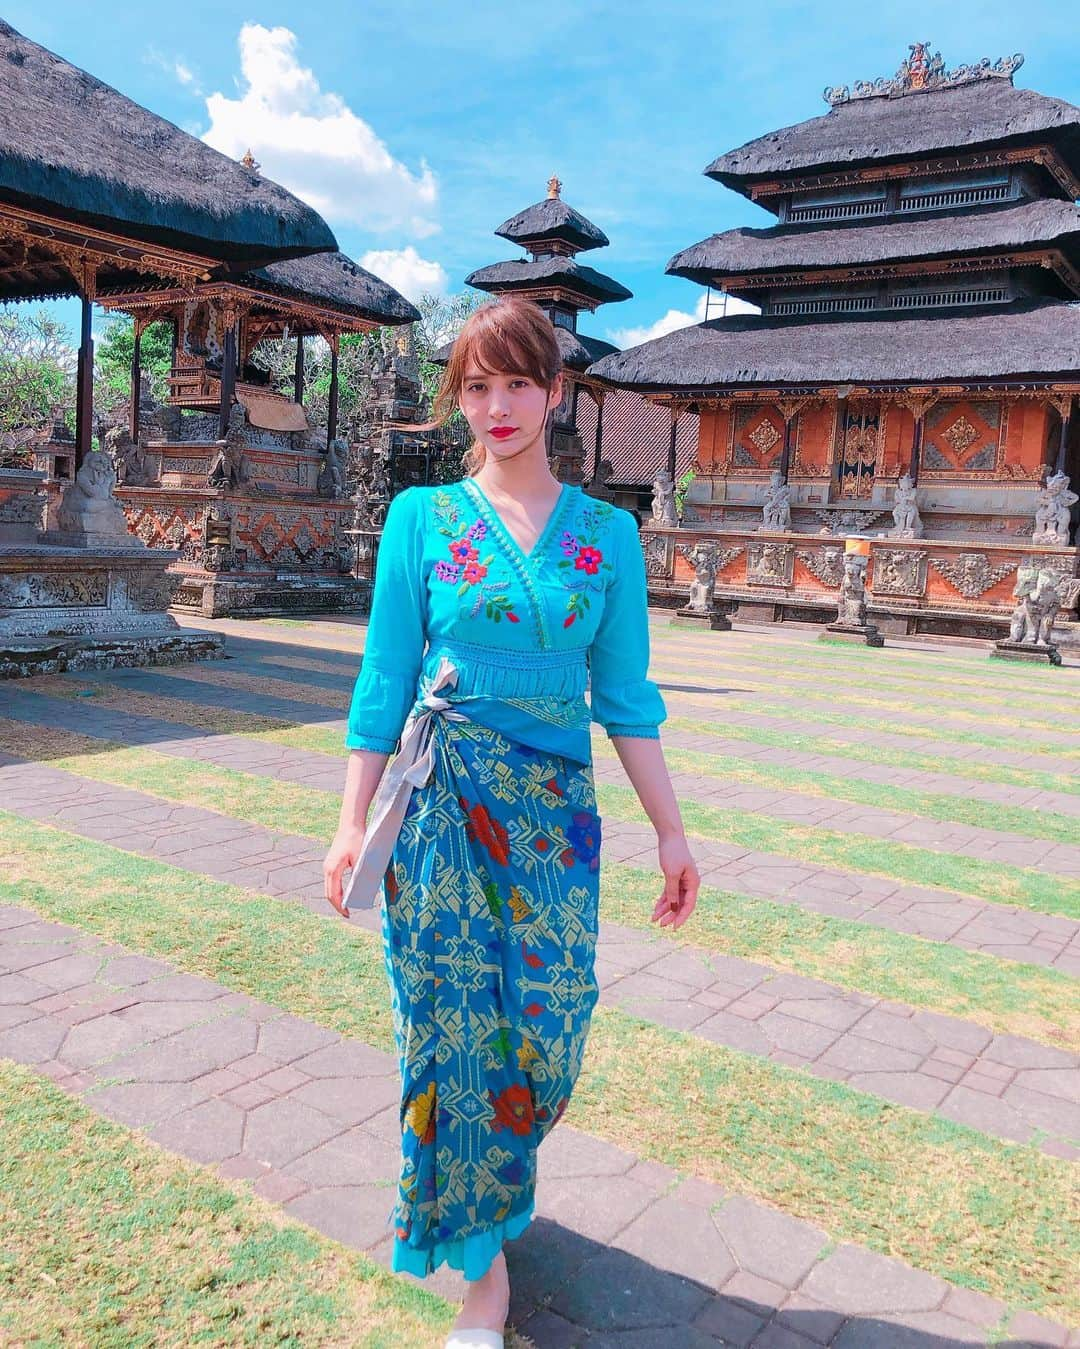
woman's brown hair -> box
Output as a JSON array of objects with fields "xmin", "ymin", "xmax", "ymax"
[{"xmin": 431, "ymin": 297, "xmax": 563, "ymax": 476}]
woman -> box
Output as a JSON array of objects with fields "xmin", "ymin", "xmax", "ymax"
[{"xmin": 323, "ymin": 297, "xmax": 699, "ymax": 1349}]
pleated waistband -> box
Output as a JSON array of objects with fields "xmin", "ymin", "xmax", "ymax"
[{"xmin": 421, "ymin": 638, "xmax": 589, "ymax": 700}]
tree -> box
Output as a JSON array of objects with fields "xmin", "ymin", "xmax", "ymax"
[
  {"xmin": 0, "ymin": 307, "xmax": 75, "ymax": 465},
  {"xmin": 412, "ymin": 290, "xmax": 483, "ymax": 412},
  {"xmin": 94, "ymin": 313, "xmax": 174, "ymax": 423}
]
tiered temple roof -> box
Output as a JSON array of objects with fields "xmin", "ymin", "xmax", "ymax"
[{"xmin": 589, "ymin": 45, "xmax": 1080, "ymax": 394}]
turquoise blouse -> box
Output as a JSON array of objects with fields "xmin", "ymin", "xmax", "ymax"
[{"xmin": 345, "ymin": 476, "xmax": 667, "ymax": 765}]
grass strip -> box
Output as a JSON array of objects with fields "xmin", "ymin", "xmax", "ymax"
[
  {"xmin": 593, "ymin": 740, "xmax": 1080, "ymax": 846},
  {"xmin": 599, "ymin": 865, "xmax": 1078, "ymax": 1050},
  {"xmin": 0, "ymin": 1061, "xmax": 452, "ymax": 1348},
  {"xmin": 664, "ymin": 714, "xmax": 1080, "ymax": 800},
  {"xmin": 4, "ymin": 722, "xmax": 1077, "ymax": 1048},
  {"xmin": 598, "ymin": 782, "xmax": 1080, "ymax": 920},
  {"xmin": 1, "ymin": 813, "xmax": 1076, "ymax": 1323}
]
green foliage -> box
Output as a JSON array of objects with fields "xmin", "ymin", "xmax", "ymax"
[
  {"xmin": 0, "ymin": 308, "xmax": 75, "ymax": 460},
  {"xmin": 674, "ymin": 466, "xmax": 697, "ymax": 517},
  {"xmin": 94, "ymin": 314, "xmax": 174, "ymax": 418}
]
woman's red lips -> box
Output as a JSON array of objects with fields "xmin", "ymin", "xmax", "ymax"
[{"xmin": 489, "ymin": 427, "xmax": 518, "ymax": 440}]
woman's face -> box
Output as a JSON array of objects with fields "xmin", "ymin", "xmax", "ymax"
[{"xmin": 459, "ymin": 367, "xmax": 562, "ymax": 460}]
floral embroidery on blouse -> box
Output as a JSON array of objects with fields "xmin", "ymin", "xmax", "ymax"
[
  {"xmin": 431, "ymin": 489, "xmax": 521, "ymax": 625},
  {"xmin": 556, "ymin": 499, "xmax": 615, "ymax": 628}
]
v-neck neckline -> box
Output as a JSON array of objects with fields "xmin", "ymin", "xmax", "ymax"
[{"xmin": 462, "ymin": 477, "xmax": 573, "ymax": 567}]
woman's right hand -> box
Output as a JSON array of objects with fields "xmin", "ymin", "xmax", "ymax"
[{"xmin": 323, "ymin": 823, "xmax": 366, "ymax": 919}]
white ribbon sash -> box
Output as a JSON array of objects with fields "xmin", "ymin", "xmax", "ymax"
[{"xmin": 341, "ymin": 655, "xmax": 469, "ymax": 913}]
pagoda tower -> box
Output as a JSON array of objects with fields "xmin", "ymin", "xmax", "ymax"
[
  {"xmin": 455, "ymin": 177, "xmax": 632, "ymax": 484},
  {"xmin": 589, "ymin": 46, "xmax": 1080, "ymax": 641}
]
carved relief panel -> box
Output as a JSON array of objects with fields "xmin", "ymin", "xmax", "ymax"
[
  {"xmin": 923, "ymin": 400, "xmax": 1003, "ymax": 473},
  {"xmin": 871, "ymin": 549, "xmax": 928, "ymax": 598},
  {"xmin": 747, "ymin": 542, "xmax": 795, "ymax": 588},
  {"xmin": 731, "ymin": 406, "xmax": 785, "ymax": 472},
  {"xmin": 836, "ymin": 403, "xmax": 882, "ymax": 499}
]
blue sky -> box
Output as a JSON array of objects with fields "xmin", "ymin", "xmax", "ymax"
[{"xmin": 9, "ymin": 0, "xmax": 1078, "ymax": 348}]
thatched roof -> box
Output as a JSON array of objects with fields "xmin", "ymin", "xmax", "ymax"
[
  {"xmin": 433, "ymin": 325, "xmax": 619, "ymax": 372},
  {"xmin": 669, "ymin": 199, "xmax": 1080, "ymax": 285},
  {"xmin": 246, "ymin": 252, "xmax": 420, "ymax": 325},
  {"xmin": 706, "ymin": 80, "xmax": 1080, "ymax": 198},
  {"xmin": 494, "ymin": 197, "xmax": 609, "ymax": 253},
  {"xmin": 0, "ymin": 20, "xmax": 337, "ymax": 264},
  {"xmin": 586, "ymin": 299, "xmax": 1080, "ymax": 391},
  {"xmin": 466, "ymin": 258, "xmax": 632, "ymax": 306}
]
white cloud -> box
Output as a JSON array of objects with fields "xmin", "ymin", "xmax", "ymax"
[
  {"xmin": 174, "ymin": 60, "xmax": 198, "ymax": 89},
  {"xmin": 609, "ymin": 291, "xmax": 759, "ymax": 349},
  {"xmin": 145, "ymin": 47, "xmax": 202, "ymax": 95},
  {"xmin": 202, "ymin": 25, "xmax": 438, "ymax": 238},
  {"xmin": 360, "ymin": 247, "xmax": 448, "ymax": 303}
]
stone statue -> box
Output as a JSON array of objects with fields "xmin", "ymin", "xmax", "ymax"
[
  {"xmin": 837, "ymin": 553, "xmax": 870, "ymax": 627},
  {"xmin": 207, "ymin": 404, "xmax": 251, "ymax": 492},
  {"xmin": 53, "ymin": 448, "xmax": 131, "ymax": 542},
  {"xmin": 650, "ymin": 469, "xmax": 678, "ymax": 527},
  {"xmin": 891, "ymin": 474, "xmax": 923, "ymax": 539},
  {"xmin": 760, "ymin": 470, "xmax": 792, "ymax": 532},
  {"xmin": 683, "ymin": 541, "xmax": 721, "ymax": 613},
  {"xmin": 1031, "ymin": 471, "xmax": 1078, "ymax": 547},
  {"xmin": 318, "ymin": 437, "xmax": 348, "ymax": 500},
  {"xmin": 1007, "ymin": 566, "xmax": 1064, "ymax": 647},
  {"xmin": 105, "ymin": 425, "xmax": 155, "ymax": 487}
]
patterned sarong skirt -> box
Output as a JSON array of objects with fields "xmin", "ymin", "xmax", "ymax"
[{"xmin": 381, "ymin": 711, "xmax": 602, "ymax": 1280}]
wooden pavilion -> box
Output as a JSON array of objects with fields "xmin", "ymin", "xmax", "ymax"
[
  {"xmin": 588, "ymin": 45, "xmax": 1080, "ymax": 641},
  {"xmin": 0, "ymin": 19, "xmax": 337, "ymax": 666}
]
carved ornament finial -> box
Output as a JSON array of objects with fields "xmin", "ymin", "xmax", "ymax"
[
  {"xmin": 240, "ymin": 148, "xmax": 261, "ymax": 173},
  {"xmin": 823, "ymin": 44, "xmax": 1024, "ymax": 106},
  {"xmin": 547, "ymin": 174, "xmax": 562, "ymax": 199}
]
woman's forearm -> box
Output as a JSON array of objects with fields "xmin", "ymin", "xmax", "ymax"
[
  {"xmin": 608, "ymin": 734, "xmax": 685, "ymax": 838},
  {"xmin": 337, "ymin": 748, "xmax": 392, "ymax": 832}
]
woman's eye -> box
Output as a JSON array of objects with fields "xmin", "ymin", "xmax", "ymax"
[{"xmin": 466, "ymin": 383, "xmax": 485, "ymax": 393}]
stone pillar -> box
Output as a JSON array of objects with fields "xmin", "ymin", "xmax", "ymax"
[{"xmin": 74, "ymin": 290, "xmax": 95, "ymax": 474}]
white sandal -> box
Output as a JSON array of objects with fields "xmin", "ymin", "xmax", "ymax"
[{"xmin": 444, "ymin": 1332, "xmax": 504, "ymax": 1349}]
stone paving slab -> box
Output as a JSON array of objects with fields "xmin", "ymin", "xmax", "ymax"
[
  {"xmin": 0, "ymin": 901, "xmax": 1070, "ymax": 1348},
  {"xmin": 0, "ymin": 756, "xmax": 1076, "ymax": 1159},
  {"xmin": 5, "ymin": 690, "xmax": 1078, "ymax": 977},
  {"xmin": 183, "ymin": 651, "xmax": 1080, "ymax": 819}
]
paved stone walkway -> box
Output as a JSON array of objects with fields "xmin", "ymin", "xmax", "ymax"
[
  {"xmin": 5, "ymin": 686, "xmax": 1079, "ymax": 977},
  {"xmin": 0, "ymin": 903, "xmax": 1073, "ymax": 1348},
  {"xmin": 1, "ymin": 754, "xmax": 1076, "ymax": 1158}
]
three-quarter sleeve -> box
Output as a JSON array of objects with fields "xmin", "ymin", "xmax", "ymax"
[
  {"xmin": 587, "ymin": 508, "xmax": 667, "ymax": 739},
  {"xmin": 345, "ymin": 487, "xmax": 427, "ymax": 753}
]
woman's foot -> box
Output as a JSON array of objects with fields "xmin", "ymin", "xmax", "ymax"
[{"xmin": 453, "ymin": 1250, "xmax": 509, "ymax": 1335}]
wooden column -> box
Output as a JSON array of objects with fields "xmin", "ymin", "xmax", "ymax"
[
  {"xmin": 590, "ymin": 389, "xmax": 605, "ymax": 486},
  {"xmin": 776, "ymin": 397, "xmax": 810, "ymax": 484},
  {"xmin": 294, "ymin": 334, "xmax": 305, "ymax": 406},
  {"xmin": 1054, "ymin": 396, "xmax": 1073, "ymax": 475},
  {"xmin": 666, "ymin": 404, "xmax": 681, "ymax": 480},
  {"xmin": 74, "ymin": 277, "xmax": 97, "ymax": 473},
  {"xmin": 327, "ymin": 333, "xmax": 340, "ymax": 447},
  {"xmin": 129, "ymin": 317, "xmax": 145, "ymax": 443},
  {"xmin": 217, "ymin": 309, "xmax": 239, "ymax": 439},
  {"xmin": 898, "ymin": 393, "xmax": 939, "ymax": 485}
]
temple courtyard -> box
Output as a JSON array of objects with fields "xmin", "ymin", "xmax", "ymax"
[{"xmin": 0, "ymin": 615, "xmax": 1077, "ymax": 1348}]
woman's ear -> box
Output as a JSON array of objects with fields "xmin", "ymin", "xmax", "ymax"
[{"xmin": 548, "ymin": 373, "xmax": 564, "ymax": 410}]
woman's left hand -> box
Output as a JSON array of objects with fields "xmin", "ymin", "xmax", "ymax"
[{"xmin": 651, "ymin": 830, "xmax": 700, "ymax": 930}]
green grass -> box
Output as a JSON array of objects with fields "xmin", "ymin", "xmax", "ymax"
[
  {"xmin": 598, "ymin": 782, "xmax": 1080, "ymax": 920},
  {"xmin": 593, "ymin": 740, "xmax": 1080, "ymax": 846},
  {"xmin": 0, "ymin": 1062, "xmax": 453, "ymax": 1348},
  {"xmin": 1, "ymin": 812, "xmax": 1076, "ymax": 1323},
  {"xmin": 2, "ymin": 719, "xmax": 1075, "ymax": 1047},
  {"xmin": 600, "ymin": 865, "xmax": 1078, "ymax": 1050},
  {"xmin": 664, "ymin": 714, "xmax": 1080, "ymax": 800}
]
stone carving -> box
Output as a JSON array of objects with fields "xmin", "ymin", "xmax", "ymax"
[
  {"xmin": 747, "ymin": 542, "xmax": 794, "ymax": 588},
  {"xmin": 1008, "ymin": 567, "xmax": 1062, "ymax": 645},
  {"xmin": 813, "ymin": 506, "xmax": 888, "ymax": 535},
  {"xmin": 0, "ymin": 571, "xmax": 109, "ymax": 608},
  {"xmin": 890, "ymin": 474, "xmax": 923, "ymax": 539},
  {"xmin": 676, "ymin": 541, "xmax": 742, "ymax": 612},
  {"xmin": 931, "ymin": 552, "xmax": 1015, "ymax": 599},
  {"xmin": 825, "ymin": 43, "xmax": 1024, "ymax": 106},
  {"xmin": 1031, "ymin": 470, "xmax": 1078, "ymax": 547},
  {"xmin": 873, "ymin": 549, "xmax": 927, "ymax": 597},
  {"xmin": 760, "ymin": 470, "xmax": 792, "ymax": 531},
  {"xmin": 207, "ymin": 405, "xmax": 252, "ymax": 492},
  {"xmin": 52, "ymin": 448, "xmax": 131, "ymax": 543},
  {"xmin": 836, "ymin": 554, "xmax": 870, "ymax": 626},
  {"xmin": 202, "ymin": 507, "xmax": 237, "ymax": 574},
  {"xmin": 650, "ymin": 470, "xmax": 678, "ymax": 528},
  {"xmin": 317, "ymin": 438, "xmax": 348, "ymax": 500},
  {"xmin": 105, "ymin": 425, "xmax": 156, "ymax": 487},
  {"xmin": 796, "ymin": 546, "xmax": 844, "ymax": 587},
  {"xmin": 641, "ymin": 531, "xmax": 674, "ymax": 579}
]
